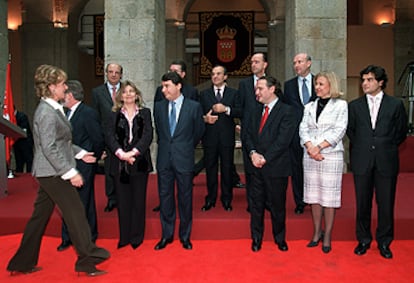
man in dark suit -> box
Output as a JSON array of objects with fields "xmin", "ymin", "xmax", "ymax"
[
  {"xmin": 199, "ymin": 65, "xmax": 242, "ymax": 212},
  {"xmin": 347, "ymin": 65, "xmax": 408, "ymax": 259},
  {"xmin": 92, "ymin": 63, "xmax": 123, "ymax": 212},
  {"xmin": 153, "ymin": 72, "xmax": 205, "ymax": 250},
  {"xmin": 153, "ymin": 60, "xmax": 199, "ymax": 103},
  {"xmin": 238, "ymin": 52, "xmax": 268, "ymax": 211},
  {"xmin": 152, "ymin": 60, "xmax": 199, "ymax": 212},
  {"xmin": 13, "ymin": 109, "xmax": 34, "ymax": 172},
  {"xmin": 58, "ymin": 80, "xmax": 105, "ymax": 251},
  {"xmin": 244, "ymin": 75, "xmax": 298, "ymax": 252},
  {"xmin": 282, "ymin": 53, "xmax": 317, "ymax": 214}
]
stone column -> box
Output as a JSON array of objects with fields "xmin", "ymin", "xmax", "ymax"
[
  {"xmin": 284, "ymin": 0, "xmax": 347, "ymax": 95},
  {"xmin": 104, "ymin": 0, "xmax": 165, "ymax": 110},
  {"xmin": 0, "ymin": 0, "xmax": 8, "ymax": 101},
  {"xmin": 267, "ymin": 21, "xmax": 285, "ymax": 82}
]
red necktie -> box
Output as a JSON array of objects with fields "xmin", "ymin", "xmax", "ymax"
[{"xmin": 259, "ymin": 106, "xmax": 269, "ymax": 133}]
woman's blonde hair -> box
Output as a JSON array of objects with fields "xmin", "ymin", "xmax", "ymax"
[
  {"xmin": 314, "ymin": 71, "xmax": 343, "ymax": 98},
  {"xmin": 34, "ymin": 64, "xmax": 67, "ymax": 98},
  {"xmin": 112, "ymin": 80, "xmax": 144, "ymax": 112}
]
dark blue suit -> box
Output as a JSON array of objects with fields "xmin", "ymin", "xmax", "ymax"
[
  {"xmin": 154, "ymin": 96, "xmax": 205, "ymax": 241},
  {"xmin": 282, "ymin": 76, "xmax": 316, "ymax": 208},
  {"xmin": 62, "ymin": 102, "xmax": 104, "ymax": 243}
]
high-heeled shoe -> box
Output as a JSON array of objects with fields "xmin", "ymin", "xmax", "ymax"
[
  {"xmin": 9, "ymin": 266, "xmax": 42, "ymax": 276},
  {"xmin": 322, "ymin": 245, "xmax": 332, "ymax": 253},
  {"xmin": 306, "ymin": 232, "xmax": 324, "ymax": 248}
]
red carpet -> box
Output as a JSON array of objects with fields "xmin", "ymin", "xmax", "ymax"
[
  {"xmin": 1, "ymin": 173, "xmax": 414, "ymax": 241},
  {"xmin": 1, "ymin": 235, "xmax": 414, "ymax": 282},
  {"xmin": 2, "ymin": 172, "xmax": 414, "ymax": 282}
]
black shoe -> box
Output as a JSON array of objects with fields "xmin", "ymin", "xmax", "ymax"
[
  {"xmin": 277, "ymin": 241, "xmax": 288, "ymax": 252},
  {"xmin": 201, "ymin": 201, "xmax": 215, "ymax": 211},
  {"xmin": 251, "ymin": 239, "xmax": 262, "ymax": 252},
  {"xmin": 57, "ymin": 240, "xmax": 72, "ymax": 251},
  {"xmin": 223, "ymin": 202, "xmax": 232, "ymax": 211},
  {"xmin": 104, "ymin": 202, "xmax": 116, "ymax": 212},
  {"xmin": 154, "ymin": 238, "xmax": 173, "ymax": 250},
  {"xmin": 152, "ymin": 205, "xmax": 160, "ymax": 212},
  {"xmin": 233, "ymin": 181, "xmax": 245, "ymax": 189},
  {"xmin": 181, "ymin": 239, "xmax": 193, "ymax": 250},
  {"xmin": 117, "ymin": 243, "xmax": 128, "ymax": 249},
  {"xmin": 306, "ymin": 232, "xmax": 324, "ymax": 248},
  {"xmin": 9, "ymin": 266, "xmax": 42, "ymax": 276},
  {"xmin": 322, "ymin": 245, "xmax": 332, "ymax": 253},
  {"xmin": 77, "ymin": 269, "xmax": 107, "ymax": 277},
  {"xmin": 294, "ymin": 204, "xmax": 305, "ymax": 215},
  {"xmin": 131, "ymin": 241, "xmax": 143, "ymax": 250},
  {"xmin": 354, "ymin": 242, "xmax": 371, "ymax": 255},
  {"xmin": 378, "ymin": 245, "xmax": 393, "ymax": 259}
]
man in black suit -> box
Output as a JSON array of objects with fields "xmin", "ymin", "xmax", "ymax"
[
  {"xmin": 282, "ymin": 53, "xmax": 317, "ymax": 214},
  {"xmin": 153, "ymin": 72, "xmax": 205, "ymax": 250},
  {"xmin": 92, "ymin": 63, "xmax": 123, "ymax": 212},
  {"xmin": 245, "ymin": 75, "xmax": 298, "ymax": 252},
  {"xmin": 347, "ymin": 65, "xmax": 408, "ymax": 259},
  {"xmin": 153, "ymin": 60, "xmax": 199, "ymax": 103},
  {"xmin": 13, "ymin": 109, "xmax": 34, "ymax": 172},
  {"xmin": 238, "ymin": 52, "xmax": 268, "ymax": 211},
  {"xmin": 199, "ymin": 65, "xmax": 242, "ymax": 212},
  {"xmin": 58, "ymin": 80, "xmax": 105, "ymax": 251}
]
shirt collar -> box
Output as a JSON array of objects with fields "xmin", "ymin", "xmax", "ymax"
[{"xmin": 42, "ymin": 97, "xmax": 65, "ymax": 116}]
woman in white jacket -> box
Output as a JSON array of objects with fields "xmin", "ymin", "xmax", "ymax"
[{"xmin": 299, "ymin": 71, "xmax": 348, "ymax": 253}]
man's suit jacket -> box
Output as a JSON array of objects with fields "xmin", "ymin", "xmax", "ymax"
[
  {"xmin": 347, "ymin": 94, "xmax": 408, "ymax": 177},
  {"xmin": 244, "ymin": 100, "xmax": 298, "ymax": 177},
  {"xmin": 282, "ymin": 76, "xmax": 317, "ymax": 120},
  {"xmin": 154, "ymin": 97, "xmax": 205, "ymax": 173},
  {"xmin": 32, "ymin": 100, "xmax": 82, "ymax": 177},
  {"xmin": 70, "ymin": 103, "xmax": 104, "ymax": 161},
  {"xmin": 92, "ymin": 83, "xmax": 113, "ymax": 128},
  {"xmin": 199, "ymin": 86, "xmax": 242, "ymax": 147},
  {"xmin": 238, "ymin": 76, "xmax": 261, "ymax": 174},
  {"xmin": 154, "ymin": 83, "xmax": 199, "ymax": 103}
]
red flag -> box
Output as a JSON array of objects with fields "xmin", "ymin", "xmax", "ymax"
[{"xmin": 2, "ymin": 62, "xmax": 16, "ymax": 166}]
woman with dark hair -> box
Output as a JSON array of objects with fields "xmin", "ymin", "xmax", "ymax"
[
  {"xmin": 7, "ymin": 64, "xmax": 109, "ymax": 276},
  {"xmin": 106, "ymin": 80, "xmax": 153, "ymax": 249}
]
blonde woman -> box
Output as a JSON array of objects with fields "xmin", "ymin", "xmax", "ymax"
[
  {"xmin": 105, "ymin": 80, "xmax": 153, "ymax": 250},
  {"xmin": 299, "ymin": 71, "xmax": 348, "ymax": 253},
  {"xmin": 7, "ymin": 65, "xmax": 109, "ymax": 276}
]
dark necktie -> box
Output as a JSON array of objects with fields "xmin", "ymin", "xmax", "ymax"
[
  {"xmin": 66, "ymin": 109, "xmax": 71, "ymax": 119},
  {"xmin": 112, "ymin": 86, "xmax": 117, "ymax": 102},
  {"xmin": 259, "ymin": 105, "xmax": 269, "ymax": 133},
  {"xmin": 302, "ymin": 78, "xmax": 310, "ymax": 105},
  {"xmin": 169, "ymin": 101, "xmax": 176, "ymax": 136},
  {"xmin": 216, "ymin": 89, "xmax": 222, "ymax": 101}
]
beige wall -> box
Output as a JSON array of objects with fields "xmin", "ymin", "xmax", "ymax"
[{"xmin": 347, "ymin": 25, "xmax": 394, "ymax": 100}]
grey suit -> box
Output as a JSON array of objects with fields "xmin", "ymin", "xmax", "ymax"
[{"xmin": 7, "ymin": 100, "xmax": 109, "ymax": 273}]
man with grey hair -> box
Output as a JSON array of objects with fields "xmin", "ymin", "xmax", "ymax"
[
  {"xmin": 57, "ymin": 80, "xmax": 105, "ymax": 251},
  {"xmin": 282, "ymin": 53, "xmax": 317, "ymax": 215}
]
